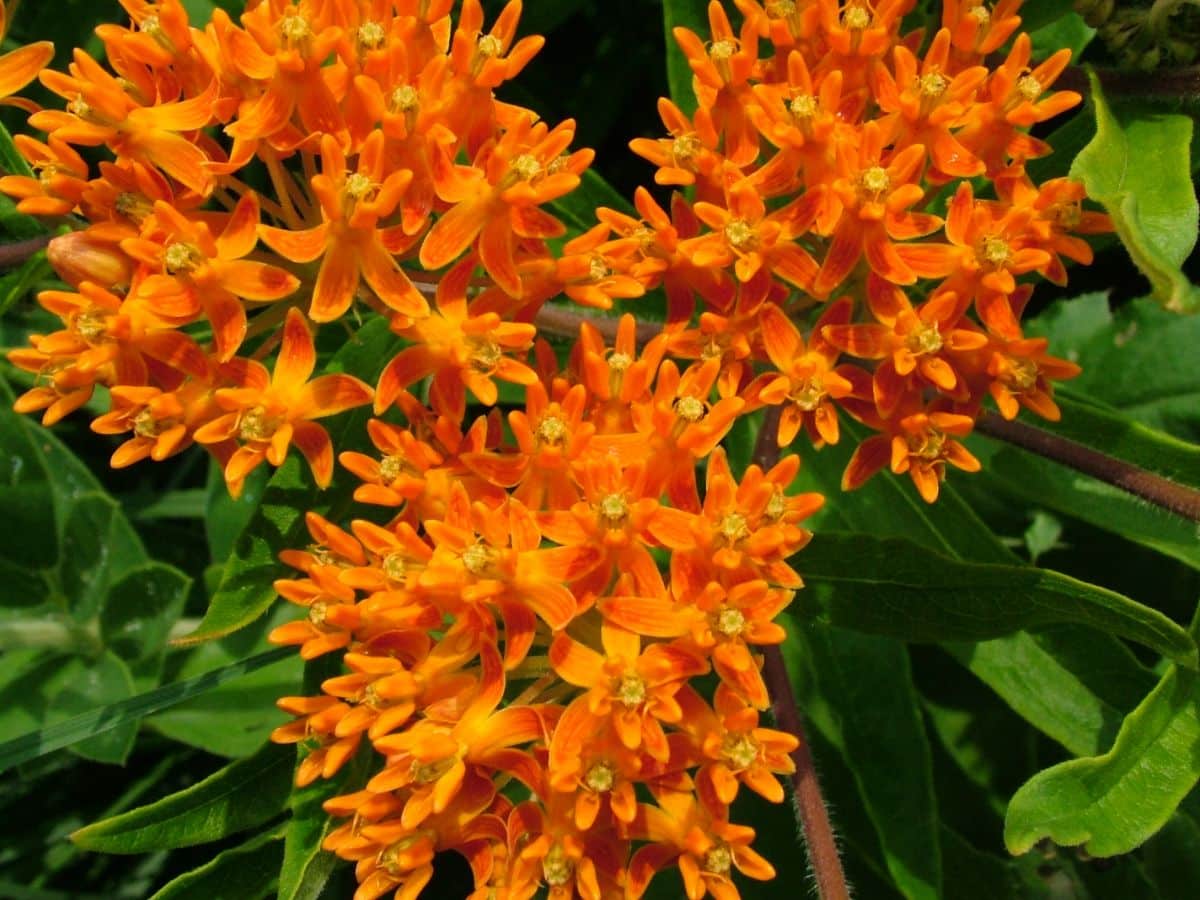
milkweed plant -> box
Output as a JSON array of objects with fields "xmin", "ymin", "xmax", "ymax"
[{"xmin": 1, "ymin": 1, "xmax": 1199, "ymax": 898}]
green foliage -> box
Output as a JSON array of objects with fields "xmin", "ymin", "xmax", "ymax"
[
  {"xmin": 1071, "ymin": 71, "xmax": 1200, "ymax": 313},
  {"xmin": 70, "ymin": 743, "xmax": 294, "ymax": 853}
]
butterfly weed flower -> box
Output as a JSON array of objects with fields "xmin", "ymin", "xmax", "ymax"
[{"xmin": 0, "ymin": 1, "xmax": 1111, "ymax": 898}]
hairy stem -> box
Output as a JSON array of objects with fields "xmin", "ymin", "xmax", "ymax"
[
  {"xmin": 975, "ymin": 411, "xmax": 1200, "ymax": 522},
  {"xmin": 0, "ymin": 234, "xmax": 52, "ymax": 270},
  {"xmin": 754, "ymin": 406, "xmax": 851, "ymax": 900}
]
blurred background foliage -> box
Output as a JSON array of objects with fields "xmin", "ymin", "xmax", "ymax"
[{"xmin": 1, "ymin": 1, "xmax": 1199, "ymax": 899}]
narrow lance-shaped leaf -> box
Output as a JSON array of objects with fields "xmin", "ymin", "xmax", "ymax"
[
  {"xmin": 1071, "ymin": 71, "xmax": 1200, "ymax": 313},
  {"xmin": 0, "ymin": 646, "xmax": 293, "ymax": 772},
  {"xmin": 791, "ymin": 533, "xmax": 1197, "ymax": 667},
  {"xmin": 662, "ymin": 0, "xmax": 707, "ymax": 116},
  {"xmin": 71, "ymin": 741, "xmax": 295, "ymax": 853},
  {"xmin": 148, "ymin": 825, "xmax": 285, "ymax": 900}
]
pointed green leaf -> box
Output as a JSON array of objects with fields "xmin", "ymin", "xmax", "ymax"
[
  {"xmin": 71, "ymin": 742, "xmax": 294, "ymax": 853},
  {"xmin": 1005, "ymin": 640, "xmax": 1200, "ymax": 857},
  {"xmin": 1071, "ymin": 71, "xmax": 1200, "ymax": 313},
  {"xmin": 148, "ymin": 826, "xmax": 284, "ymax": 900},
  {"xmin": 792, "ymin": 533, "xmax": 1196, "ymax": 665},
  {"xmin": 0, "ymin": 647, "xmax": 292, "ymax": 772}
]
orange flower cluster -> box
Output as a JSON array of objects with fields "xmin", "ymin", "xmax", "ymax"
[
  {"xmin": 2, "ymin": 0, "xmax": 593, "ymax": 495},
  {"xmin": 579, "ymin": 0, "xmax": 1109, "ymax": 502},
  {"xmin": 269, "ymin": 308, "xmax": 824, "ymax": 899}
]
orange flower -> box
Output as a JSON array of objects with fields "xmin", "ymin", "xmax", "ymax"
[
  {"xmin": 122, "ymin": 195, "xmax": 299, "ymax": 359},
  {"xmin": 259, "ymin": 132, "xmax": 429, "ymax": 323},
  {"xmin": 420, "ymin": 116, "xmax": 591, "ymax": 296},
  {"xmin": 844, "ymin": 408, "xmax": 982, "ymax": 503},
  {"xmin": 374, "ymin": 255, "xmax": 538, "ymax": 419},
  {"xmin": 752, "ymin": 298, "xmax": 858, "ymax": 446},
  {"xmin": 628, "ymin": 790, "xmax": 774, "ymax": 900},
  {"xmin": 193, "ymin": 308, "xmax": 373, "ymax": 495}
]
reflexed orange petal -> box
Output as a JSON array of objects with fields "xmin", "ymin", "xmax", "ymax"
[
  {"xmin": 0, "ymin": 42, "xmax": 54, "ymax": 99},
  {"xmin": 292, "ymin": 421, "xmax": 334, "ymax": 488},
  {"xmin": 274, "ymin": 308, "xmax": 316, "ymax": 389}
]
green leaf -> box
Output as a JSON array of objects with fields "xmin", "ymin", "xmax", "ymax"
[
  {"xmin": 46, "ymin": 651, "xmax": 137, "ymax": 765},
  {"xmin": 148, "ymin": 826, "xmax": 284, "ymax": 900},
  {"xmin": 0, "ymin": 250, "xmax": 53, "ymax": 317},
  {"xmin": 99, "ymin": 564, "xmax": 190, "ymax": 663},
  {"xmin": 205, "ymin": 462, "xmax": 268, "ymax": 563},
  {"xmin": 792, "ymin": 533, "xmax": 1196, "ymax": 665},
  {"xmin": 944, "ymin": 628, "xmax": 1157, "ymax": 758},
  {"xmin": 150, "ymin": 606, "xmax": 301, "ymax": 758},
  {"xmin": 71, "ymin": 742, "xmax": 295, "ymax": 853},
  {"xmin": 1142, "ymin": 813, "xmax": 1200, "ymax": 896},
  {"xmin": 0, "ymin": 647, "xmax": 293, "ymax": 772},
  {"xmin": 1029, "ymin": 11, "xmax": 1095, "ymax": 58},
  {"xmin": 179, "ymin": 316, "xmax": 399, "ymax": 644},
  {"xmin": 787, "ymin": 625, "xmax": 941, "ymax": 900},
  {"xmin": 1071, "ymin": 72, "xmax": 1200, "ymax": 313},
  {"xmin": 57, "ymin": 494, "xmax": 124, "ymax": 621},
  {"xmin": 1005, "ymin": 630, "xmax": 1200, "ymax": 857},
  {"xmin": 662, "ymin": 0, "xmax": 706, "ymax": 116}
]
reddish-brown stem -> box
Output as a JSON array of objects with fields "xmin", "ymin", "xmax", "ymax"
[
  {"xmin": 754, "ymin": 406, "xmax": 851, "ymax": 900},
  {"xmin": 975, "ymin": 411, "xmax": 1200, "ymax": 522},
  {"xmin": 532, "ymin": 305, "xmax": 660, "ymax": 345},
  {"xmin": 0, "ymin": 234, "xmax": 52, "ymax": 270}
]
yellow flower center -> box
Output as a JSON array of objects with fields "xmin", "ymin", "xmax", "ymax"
[
  {"xmin": 789, "ymin": 94, "xmax": 818, "ymax": 119},
  {"xmin": 842, "ymin": 6, "xmax": 872, "ymax": 30},
  {"xmin": 139, "ymin": 14, "xmax": 163, "ymax": 36},
  {"xmin": 767, "ymin": 0, "xmax": 797, "ymax": 16},
  {"xmin": 599, "ymin": 493, "xmax": 629, "ymax": 524},
  {"xmin": 919, "ymin": 72, "xmax": 949, "ymax": 98},
  {"xmin": 608, "ymin": 351, "xmax": 633, "ymax": 372},
  {"xmin": 704, "ymin": 843, "xmax": 734, "ymax": 876},
  {"xmin": 724, "ymin": 219, "xmax": 757, "ymax": 251},
  {"xmin": 968, "ymin": 4, "xmax": 992, "ymax": 25},
  {"xmin": 279, "ymin": 13, "xmax": 311, "ymax": 42},
  {"xmin": 132, "ymin": 408, "xmax": 163, "ymax": 438},
  {"xmin": 74, "ymin": 309, "xmax": 109, "ymax": 341},
  {"xmin": 907, "ymin": 323, "xmax": 943, "ymax": 356},
  {"xmin": 1016, "ymin": 74, "xmax": 1043, "ymax": 101},
  {"xmin": 721, "ymin": 732, "xmax": 760, "ymax": 770},
  {"xmin": 344, "ymin": 173, "xmax": 378, "ymax": 202},
  {"xmin": 1003, "ymin": 355, "xmax": 1039, "ymax": 391},
  {"xmin": 470, "ymin": 340, "xmax": 502, "ymax": 372},
  {"xmin": 308, "ymin": 600, "xmax": 328, "ymax": 627},
  {"xmin": 238, "ymin": 405, "xmax": 280, "ymax": 442},
  {"xmin": 357, "ymin": 21, "xmax": 386, "ymax": 50},
  {"xmin": 719, "ymin": 512, "xmax": 750, "ymax": 544},
  {"xmin": 910, "ymin": 428, "xmax": 947, "ymax": 461},
  {"xmin": 383, "ymin": 552, "xmax": 408, "ymax": 582},
  {"xmin": 511, "ymin": 154, "xmax": 542, "ymax": 181},
  {"xmin": 708, "ymin": 39, "xmax": 736, "ymax": 61},
  {"xmin": 860, "ymin": 166, "xmax": 891, "ymax": 196},
  {"xmin": 765, "ymin": 489, "xmax": 786, "ymax": 521},
  {"xmin": 379, "ymin": 454, "xmax": 406, "ymax": 482},
  {"xmin": 68, "ymin": 96, "xmax": 93, "ymax": 121},
  {"xmin": 411, "ymin": 755, "xmax": 455, "ymax": 784},
  {"xmin": 588, "ymin": 255, "xmax": 610, "ymax": 282},
  {"xmin": 671, "ymin": 134, "xmax": 700, "ymax": 164},
  {"xmin": 675, "ymin": 396, "xmax": 706, "ymax": 423},
  {"xmin": 715, "ymin": 606, "xmax": 746, "ymax": 638},
  {"xmin": 584, "ymin": 760, "xmax": 616, "ymax": 793},
  {"xmin": 537, "ymin": 415, "xmax": 568, "ymax": 445},
  {"xmin": 615, "ymin": 674, "xmax": 647, "ymax": 707},
  {"xmin": 477, "ymin": 33, "xmax": 503, "ymax": 57},
  {"xmin": 982, "ymin": 236, "xmax": 1012, "ymax": 267},
  {"xmin": 391, "ymin": 84, "xmax": 419, "ymax": 112},
  {"xmin": 164, "ymin": 242, "xmax": 202, "ymax": 274},
  {"xmin": 542, "ymin": 844, "xmax": 573, "ymax": 888},
  {"xmin": 793, "ymin": 377, "xmax": 825, "ymax": 411},
  {"xmin": 462, "ymin": 542, "xmax": 493, "ymax": 576}
]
